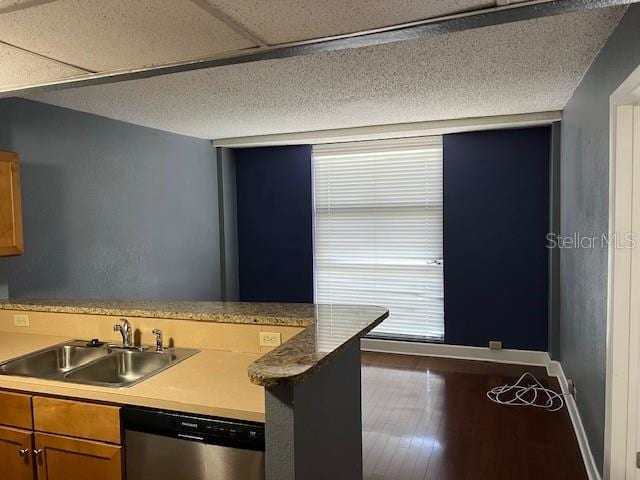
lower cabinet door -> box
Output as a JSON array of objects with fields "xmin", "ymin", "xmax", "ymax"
[
  {"xmin": 34, "ymin": 432, "xmax": 122, "ymax": 480},
  {"xmin": 0, "ymin": 425, "xmax": 35, "ymax": 480}
]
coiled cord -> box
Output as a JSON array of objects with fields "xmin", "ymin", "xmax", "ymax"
[{"xmin": 487, "ymin": 372, "xmax": 565, "ymax": 412}]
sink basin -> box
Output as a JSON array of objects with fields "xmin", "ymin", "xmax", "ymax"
[
  {"xmin": 0, "ymin": 341, "xmax": 198, "ymax": 388},
  {"xmin": 0, "ymin": 341, "xmax": 110, "ymax": 378},
  {"xmin": 65, "ymin": 350, "xmax": 189, "ymax": 387}
]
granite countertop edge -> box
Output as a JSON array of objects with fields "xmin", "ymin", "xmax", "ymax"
[
  {"xmin": 0, "ymin": 300, "xmax": 313, "ymax": 327},
  {"xmin": 248, "ymin": 310, "xmax": 389, "ymax": 388}
]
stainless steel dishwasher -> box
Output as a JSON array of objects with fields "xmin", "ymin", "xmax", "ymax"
[{"xmin": 123, "ymin": 406, "xmax": 265, "ymax": 480}]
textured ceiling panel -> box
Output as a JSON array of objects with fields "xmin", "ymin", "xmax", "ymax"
[
  {"xmin": 0, "ymin": 43, "xmax": 84, "ymax": 90},
  {"xmin": 0, "ymin": 0, "xmax": 256, "ymax": 72},
  {"xmin": 27, "ymin": 8, "xmax": 625, "ymax": 140},
  {"xmin": 209, "ymin": 0, "xmax": 497, "ymax": 44}
]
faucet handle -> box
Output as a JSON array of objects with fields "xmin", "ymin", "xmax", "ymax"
[
  {"xmin": 114, "ymin": 318, "xmax": 129, "ymax": 329},
  {"xmin": 152, "ymin": 328, "xmax": 164, "ymax": 353}
]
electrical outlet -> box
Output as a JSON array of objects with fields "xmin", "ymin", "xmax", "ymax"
[
  {"xmin": 567, "ymin": 379, "xmax": 577, "ymax": 400},
  {"xmin": 13, "ymin": 314, "xmax": 30, "ymax": 327},
  {"xmin": 259, "ymin": 332, "xmax": 282, "ymax": 347},
  {"xmin": 488, "ymin": 340, "xmax": 502, "ymax": 350}
]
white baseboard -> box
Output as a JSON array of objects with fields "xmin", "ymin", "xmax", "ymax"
[
  {"xmin": 361, "ymin": 338, "xmax": 551, "ymax": 366},
  {"xmin": 548, "ymin": 360, "xmax": 601, "ymax": 480},
  {"xmin": 361, "ymin": 338, "xmax": 600, "ymax": 480}
]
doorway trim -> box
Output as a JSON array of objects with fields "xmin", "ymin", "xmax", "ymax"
[{"xmin": 605, "ymin": 63, "xmax": 640, "ymax": 479}]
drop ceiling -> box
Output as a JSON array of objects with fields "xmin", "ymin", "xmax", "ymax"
[
  {"xmin": 23, "ymin": 6, "xmax": 625, "ymax": 140},
  {"xmin": 0, "ymin": 1, "xmax": 628, "ymax": 139},
  {"xmin": 0, "ymin": 42, "xmax": 83, "ymax": 88},
  {"xmin": 0, "ymin": 0, "xmax": 536, "ymax": 89},
  {"xmin": 0, "ymin": 0, "xmax": 255, "ymax": 73},
  {"xmin": 203, "ymin": 0, "xmax": 504, "ymax": 44}
]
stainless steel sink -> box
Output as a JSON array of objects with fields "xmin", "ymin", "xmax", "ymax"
[
  {"xmin": 65, "ymin": 349, "xmax": 192, "ymax": 387},
  {"xmin": 0, "ymin": 341, "xmax": 198, "ymax": 388},
  {"xmin": 0, "ymin": 341, "xmax": 110, "ymax": 378}
]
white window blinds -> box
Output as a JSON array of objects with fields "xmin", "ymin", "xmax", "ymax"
[{"xmin": 313, "ymin": 137, "xmax": 444, "ymax": 340}]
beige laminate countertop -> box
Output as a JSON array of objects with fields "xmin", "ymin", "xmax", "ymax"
[
  {"xmin": 0, "ymin": 332, "xmax": 266, "ymax": 422},
  {"xmin": 0, "ymin": 299, "xmax": 389, "ymax": 387}
]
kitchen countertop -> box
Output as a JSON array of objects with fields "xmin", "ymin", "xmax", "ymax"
[
  {"xmin": 0, "ymin": 300, "xmax": 389, "ymax": 387},
  {"xmin": 248, "ymin": 304, "xmax": 388, "ymax": 386},
  {"xmin": 0, "ymin": 332, "xmax": 266, "ymax": 422}
]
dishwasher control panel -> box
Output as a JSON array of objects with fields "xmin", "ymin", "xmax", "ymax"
[{"xmin": 123, "ymin": 406, "xmax": 265, "ymax": 451}]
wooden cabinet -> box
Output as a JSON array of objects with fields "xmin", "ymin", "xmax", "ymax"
[
  {"xmin": 34, "ymin": 433, "xmax": 122, "ymax": 480},
  {"xmin": 0, "ymin": 151, "xmax": 23, "ymax": 256},
  {"xmin": 0, "ymin": 390, "xmax": 122, "ymax": 480},
  {"xmin": 0, "ymin": 426, "xmax": 35, "ymax": 480}
]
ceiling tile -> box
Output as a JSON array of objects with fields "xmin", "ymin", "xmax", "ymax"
[
  {"xmin": 209, "ymin": 0, "xmax": 497, "ymax": 44},
  {"xmin": 0, "ymin": 43, "xmax": 83, "ymax": 90},
  {"xmin": 27, "ymin": 7, "xmax": 625, "ymax": 139},
  {"xmin": 0, "ymin": 0, "xmax": 256, "ymax": 72}
]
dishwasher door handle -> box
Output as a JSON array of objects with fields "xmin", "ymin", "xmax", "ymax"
[{"xmin": 178, "ymin": 433, "xmax": 205, "ymax": 441}]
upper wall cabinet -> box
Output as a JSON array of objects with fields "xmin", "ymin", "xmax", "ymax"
[{"xmin": 0, "ymin": 152, "xmax": 23, "ymax": 256}]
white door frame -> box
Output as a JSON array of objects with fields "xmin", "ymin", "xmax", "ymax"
[{"xmin": 606, "ymin": 64, "xmax": 640, "ymax": 480}]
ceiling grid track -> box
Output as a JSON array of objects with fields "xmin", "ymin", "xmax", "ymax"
[
  {"xmin": 188, "ymin": 0, "xmax": 270, "ymax": 47},
  {"xmin": 0, "ymin": 39, "xmax": 96, "ymax": 73},
  {"xmin": 0, "ymin": 0, "xmax": 61, "ymax": 15}
]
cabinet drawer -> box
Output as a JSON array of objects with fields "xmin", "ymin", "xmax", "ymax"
[
  {"xmin": 0, "ymin": 390, "xmax": 32, "ymax": 429},
  {"xmin": 33, "ymin": 397, "xmax": 121, "ymax": 444}
]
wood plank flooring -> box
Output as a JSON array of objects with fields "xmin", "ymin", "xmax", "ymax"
[{"xmin": 361, "ymin": 352, "xmax": 587, "ymax": 480}]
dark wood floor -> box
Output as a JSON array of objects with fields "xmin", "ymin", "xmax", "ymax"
[{"xmin": 361, "ymin": 352, "xmax": 587, "ymax": 480}]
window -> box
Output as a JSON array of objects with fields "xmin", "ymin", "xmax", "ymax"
[{"xmin": 313, "ymin": 137, "xmax": 444, "ymax": 340}]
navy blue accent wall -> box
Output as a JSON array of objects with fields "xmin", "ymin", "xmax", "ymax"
[
  {"xmin": 235, "ymin": 145, "xmax": 314, "ymax": 303},
  {"xmin": 443, "ymin": 127, "xmax": 550, "ymax": 351}
]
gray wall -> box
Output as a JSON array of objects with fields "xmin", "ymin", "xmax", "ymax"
[
  {"xmin": 560, "ymin": 5, "xmax": 640, "ymax": 471},
  {"xmin": 265, "ymin": 339, "xmax": 363, "ymax": 480},
  {"xmin": 0, "ymin": 98, "xmax": 221, "ymax": 300}
]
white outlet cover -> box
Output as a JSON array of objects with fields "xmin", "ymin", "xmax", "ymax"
[
  {"xmin": 259, "ymin": 332, "xmax": 282, "ymax": 347},
  {"xmin": 13, "ymin": 314, "xmax": 30, "ymax": 327}
]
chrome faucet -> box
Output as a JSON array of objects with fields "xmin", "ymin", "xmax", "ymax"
[
  {"xmin": 113, "ymin": 318, "xmax": 133, "ymax": 348},
  {"xmin": 152, "ymin": 328, "xmax": 164, "ymax": 353}
]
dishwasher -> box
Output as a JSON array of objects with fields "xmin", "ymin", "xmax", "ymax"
[{"xmin": 123, "ymin": 406, "xmax": 265, "ymax": 480}]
